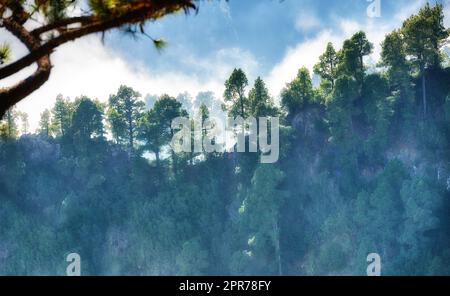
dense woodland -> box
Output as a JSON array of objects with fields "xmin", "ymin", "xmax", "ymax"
[{"xmin": 1, "ymin": 3, "xmax": 450, "ymax": 275}]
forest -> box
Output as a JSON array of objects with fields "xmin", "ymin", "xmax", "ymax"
[{"xmin": 1, "ymin": 3, "xmax": 450, "ymax": 275}]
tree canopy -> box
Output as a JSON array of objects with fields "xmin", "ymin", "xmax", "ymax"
[{"xmin": 0, "ymin": 2, "xmax": 450, "ymax": 276}]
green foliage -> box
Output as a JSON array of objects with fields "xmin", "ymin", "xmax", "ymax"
[
  {"xmin": 361, "ymin": 74, "xmax": 394, "ymax": 164},
  {"xmin": 381, "ymin": 30, "xmax": 410, "ymax": 86},
  {"xmin": 400, "ymin": 3, "xmax": 449, "ymax": 117},
  {"xmin": 338, "ymin": 31, "xmax": 373, "ymax": 83},
  {"xmin": 314, "ymin": 42, "xmax": 339, "ymax": 93},
  {"xmin": 327, "ymin": 75, "xmax": 359, "ymax": 146},
  {"xmin": 107, "ymin": 85, "xmax": 145, "ymax": 149},
  {"xmin": 71, "ymin": 97, "xmax": 105, "ymax": 141},
  {"xmin": 38, "ymin": 109, "xmax": 52, "ymax": 137},
  {"xmin": 37, "ymin": 0, "xmax": 74, "ymax": 23},
  {"xmin": 176, "ymin": 238, "xmax": 209, "ymax": 275},
  {"xmin": 152, "ymin": 38, "xmax": 167, "ymax": 52},
  {"xmin": 0, "ymin": 42, "xmax": 11, "ymax": 65},
  {"xmin": 51, "ymin": 94, "xmax": 74, "ymax": 137},
  {"xmin": 224, "ymin": 68, "xmax": 249, "ymax": 118},
  {"xmin": 316, "ymin": 241, "xmax": 347, "ymax": 273},
  {"xmin": 2, "ymin": 108, "xmax": 18, "ymax": 139},
  {"xmin": 248, "ymin": 77, "xmax": 278, "ymax": 117},
  {"xmin": 400, "ymin": 177, "xmax": 441, "ymax": 252},
  {"xmin": 138, "ymin": 94, "xmax": 187, "ymax": 166},
  {"xmin": 88, "ymin": 0, "xmax": 118, "ymax": 16},
  {"xmin": 281, "ymin": 67, "xmax": 314, "ymax": 117},
  {"xmin": 236, "ymin": 165, "xmax": 285, "ymax": 275},
  {"xmin": 1, "ymin": 3, "xmax": 450, "ymax": 276},
  {"xmin": 401, "ymin": 3, "xmax": 449, "ymax": 70}
]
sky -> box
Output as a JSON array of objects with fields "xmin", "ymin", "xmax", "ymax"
[{"xmin": 1, "ymin": 0, "xmax": 450, "ymax": 131}]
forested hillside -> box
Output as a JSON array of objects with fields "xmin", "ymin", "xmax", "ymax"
[{"xmin": 1, "ymin": 3, "xmax": 450, "ymax": 275}]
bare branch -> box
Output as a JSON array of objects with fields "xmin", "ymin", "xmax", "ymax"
[
  {"xmin": 0, "ymin": 16, "xmax": 51, "ymax": 118},
  {"xmin": 31, "ymin": 16, "xmax": 94, "ymax": 37},
  {"xmin": 0, "ymin": 56, "xmax": 51, "ymax": 118},
  {"xmin": 0, "ymin": 0, "xmax": 197, "ymax": 116},
  {"xmin": 1, "ymin": 1, "xmax": 196, "ymax": 80}
]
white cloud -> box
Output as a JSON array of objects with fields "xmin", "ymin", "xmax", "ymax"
[
  {"xmin": 2, "ymin": 35, "xmax": 257, "ymax": 132},
  {"xmin": 2, "ymin": 0, "xmax": 449, "ymax": 131},
  {"xmin": 265, "ymin": 30, "xmax": 341, "ymax": 99},
  {"xmin": 181, "ymin": 47, "xmax": 259, "ymax": 84},
  {"xmin": 295, "ymin": 11, "xmax": 321, "ymax": 33},
  {"xmin": 444, "ymin": 0, "xmax": 450, "ymax": 28},
  {"xmin": 265, "ymin": 0, "xmax": 438, "ymax": 98}
]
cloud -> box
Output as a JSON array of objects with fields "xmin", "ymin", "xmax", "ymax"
[
  {"xmin": 295, "ymin": 11, "xmax": 322, "ymax": 33},
  {"xmin": 265, "ymin": 0, "xmax": 436, "ymax": 98},
  {"xmin": 444, "ymin": 0, "xmax": 450, "ymax": 28},
  {"xmin": 181, "ymin": 47, "xmax": 259, "ymax": 84},
  {"xmin": 2, "ymin": 35, "xmax": 257, "ymax": 132},
  {"xmin": 2, "ymin": 0, "xmax": 449, "ymax": 131},
  {"xmin": 265, "ymin": 30, "xmax": 341, "ymax": 99}
]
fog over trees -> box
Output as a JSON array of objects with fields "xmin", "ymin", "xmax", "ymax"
[{"xmin": 1, "ymin": 3, "xmax": 450, "ymax": 275}]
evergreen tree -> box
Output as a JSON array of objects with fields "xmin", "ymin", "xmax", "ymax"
[
  {"xmin": 3, "ymin": 108, "xmax": 18, "ymax": 139},
  {"xmin": 281, "ymin": 67, "xmax": 314, "ymax": 118},
  {"xmin": 338, "ymin": 31, "xmax": 373, "ymax": 88},
  {"xmin": 71, "ymin": 97, "xmax": 104, "ymax": 141},
  {"xmin": 51, "ymin": 94, "xmax": 73, "ymax": 137},
  {"xmin": 248, "ymin": 77, "xmax": 278, "ymax": 117},
  {"xmin": 314, "ymin": 42, "xmax": 339, "ymax": 93},
  {"xmin": 38, "ymin": 109, "xmax": 52, "ymax": 137},
  {"xmin": 401, "ymin": 3, "xmax": 449, "ymax": 117},
  {"xmin": 236, "ymin": 165, "xmax": 285, "ymax": 275},
  {"xmin": 108, "ymin": 85, "xmax": 145, "ymax": 150},
  {"xmin": 224, "ymin": 68, "xmax": 249, "ymax": 118}
]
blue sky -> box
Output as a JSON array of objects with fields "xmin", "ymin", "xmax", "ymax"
[
  {"xmin": 107, "ymin": 0, "xmax": 442, "ymax": 76},
  {"xmin": 2, "ymin": 0, "xmax": 449, "ymax": 130},
  {"xmin": 108, "ymin": 0, "xmax": 400, "ymax": 70},
  {"xmin": 108, "ymin": 0, "xmax": 417, "ymax": 77}
]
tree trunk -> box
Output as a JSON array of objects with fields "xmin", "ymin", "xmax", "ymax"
[
  {"xmin": 0, "ymin": 18, "xmax": 52, "ymax": 118},
  {"xmin": 128, "ymin": 115, "xmax": 133, "ymax": 150},
  {"xmin": 155, "ymin": 150, "xmax": 160, "ymax": 169},
  {"xmin": 60, "ymin": 118, "xmax": 64, "ymax": 137},
  {"xmin": 155, "ymin": 149, "xmax": 163, "ymax": 189},
  {"xmin": 239, "ymin": 94, "xmax": 245, "ymax": 118},
  {"xmin": 422, "ymin": 68, "xmax": 427, "ymax": 119},
  {"xmin": 7, "ymin": 111, "xmax": 12, "ymax": 138},
  {"xmin": 273, "ymin": 220, "xmax": 282, "ymax": 276},
  {"xmin": 170, "ymin": 129, "xmax": 177, "ymax": 175}
]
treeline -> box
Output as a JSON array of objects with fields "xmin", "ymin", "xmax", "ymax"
[{"xmin": 1, "ymin": 3, "xmax": 450, "ymax": 275}]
